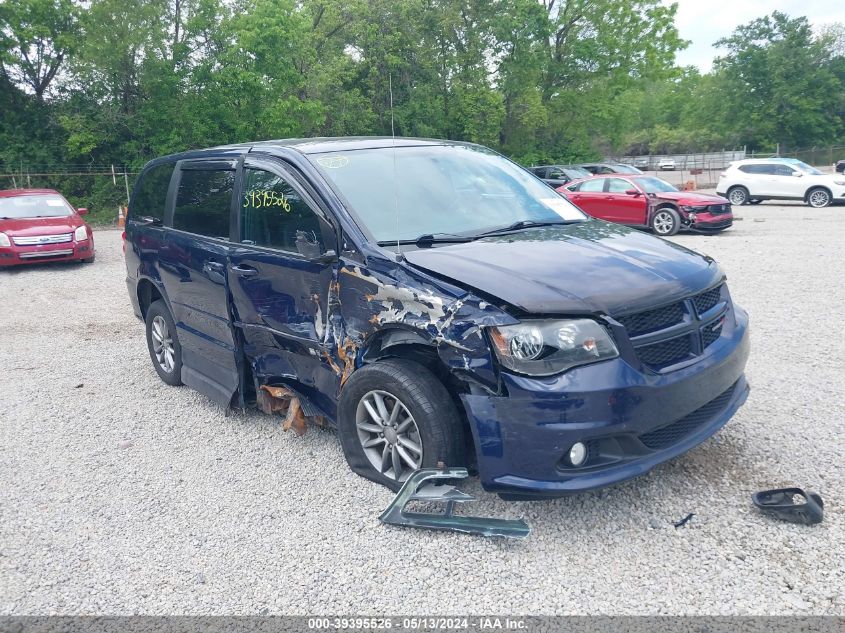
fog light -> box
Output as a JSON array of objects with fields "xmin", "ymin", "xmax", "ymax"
[{"xmin": 569, "ymin": 442, "xmax": 587, "ymax": 466}]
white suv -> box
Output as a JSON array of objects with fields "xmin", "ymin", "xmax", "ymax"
[{"xmin": 717, "ymin": 158, "xmax": 845, "ymax": 208}]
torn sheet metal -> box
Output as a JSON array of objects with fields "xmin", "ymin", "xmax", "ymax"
[
  {"xmin": 258, "ymin": 385, "xmax": 327, "ymax": 436},
  {"xmin": 378, "ymin": 468, "xmax": 530, "ymax": 539}
]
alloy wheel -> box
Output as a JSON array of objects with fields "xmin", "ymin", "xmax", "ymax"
[
  {"xmin": 728, "ymin": 188, "xmax": 747, "ymax": 205},
  {"xmin": 653, "ymin": 211, "xmax": 676, "ymax": 235},
  {"xmin": 808, "ymin": 190, "xmax": 830, "ymax": 208},
  {"xmin": 151, "ymin": 315, "xmax": 176, "ymax": 374},
  {"xmin": 355, "ymin": 390, "xmax": 423, "ymax": 482}
]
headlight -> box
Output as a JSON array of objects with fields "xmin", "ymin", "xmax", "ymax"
[
  {"xmin": 489, "ymin": 319, "xmax": 618, "ymax": 376},
  {"xmin": 0, "ymin": 232, "xmax": 10, "ymax": 247},
  {"xmin": 681, "ymin": 205, "xmax": 708, "ymax": 212},
  {"xmin": 74, "ymin": 225, "xmax": 88, "ymax": 241}
]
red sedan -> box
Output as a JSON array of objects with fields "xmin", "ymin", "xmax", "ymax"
[
  {"xmin": 0, "ymin": 189, "xmax": 95, "ymax": 266},
  {"xmin": 558, "ymin": 175, "xmax": 733, "ymax": 236}
]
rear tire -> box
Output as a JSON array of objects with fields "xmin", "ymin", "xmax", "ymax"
[
  {"xmin": 728, "ymin": 186, "xmax": 749, "ymax": 206},
  {"xmin": 806, "ymin": 187, "xmax": 831, "ymax": 208},
  {"xmin": 145, "ymin": 300, "xmax": 183, "ymax": 386},
  {"xmin": 337, "ymin": 358, "xmax": 465, "ymax": 491},
  {"xmin": 651, "ymin": 207, "xmax": 681, "ymax": 236}
]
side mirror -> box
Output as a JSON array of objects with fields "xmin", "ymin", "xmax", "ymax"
[
  {"xmin": 77, "ymin": 207, "xmax": 89, "ymax": 216},
  {"xmin": 793, "ymin": 172, "xmax": 803, "ymax": 177},
  {"xmin": 310, "ymin": 249, "xmax": 337, "ymax": 265},
  {"xmin": 625, "ymin": 188, "xmax": 640, "ymax": 196}
]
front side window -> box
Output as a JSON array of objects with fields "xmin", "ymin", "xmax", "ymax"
[
  {"xmin": 579, "ymin": 178, "xmax": 606, "ymax": 193},
  {"xmin": 0, "ymin": 194, "xmax": 73, "ymax": 219},
  {"xmin": 606, "ymin": 178, "xmax": 632, "ymax": 193},
  {"xmin": 241, "ymin": 168, "xmax": 324, "ymax": 255},
  {"xmin": 773, "ymin": 164, "xmax": 797, "ymax": 176},
  {"xmin": 173, "ymin": 169, "xmax": 234, "ymax": 239},
  {"xmin": 131, "ymin": 162, "xmax": 175, "ymax": 222}
]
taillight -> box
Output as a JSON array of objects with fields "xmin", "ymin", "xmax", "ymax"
[
  {"xmin": 719, "ymin": 172, "xmax": 727, "ymax": 178},
  {"xmin": 121, "ymin": 230, "xmax": 126, "ymax": 254}
]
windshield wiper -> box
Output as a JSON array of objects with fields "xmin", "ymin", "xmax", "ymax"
[
  {"xmin": 377, "ymin": 233, "xmax": 476, "ymax": 247},
  {"xmin": 475, "ymin": 219, "xmax": 579, "ymax": 237}
]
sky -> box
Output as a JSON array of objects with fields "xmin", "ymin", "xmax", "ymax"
[{"xmin": 665, "ymin": 0, "xmax": 845, "ymax": 71}]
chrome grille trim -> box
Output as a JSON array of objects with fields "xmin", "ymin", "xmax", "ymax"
[
  {"xmin": 12, "ymin": 233, "xmax": 73, "ymax": 246},
  {"xmin": 19, "ymin": 249, "xmax": 74, "ymax": 259}
]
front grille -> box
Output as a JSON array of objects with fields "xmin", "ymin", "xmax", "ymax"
[
  {"xmin": 617, "ymin": 284, "xmax": 729, "ymax": 370},
  {"xmin": 693, "ymin": 285, "xmax": 722, "ymax": 314},
  {"xmin": 708, "ymin": 204, "xmax": 731, "ymax": 214},
  {"xmin": 636, "ymin": 335, "xmax": 693, "ymax": 366},
  {"xmin": 12, "ymin": 233, "xmax": 73, "ymax": 246},
  {"xmin": 616, "ymin": 302, "xmax": 684, "ymax": 337},
  {"xmin": 639, "ymin": 382, "xmax": 737, "ymax": 449},
  {"xmin": 701, "ymin": 319, "xmax": 724, "ymax": 348},
  {"xmin": 18, "ymin": 249, "xmax": 74, "ymax": 259}
]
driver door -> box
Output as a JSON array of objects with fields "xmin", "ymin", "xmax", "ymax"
[
  {"xmin": 602, "ymin": 177, "xmax": 648, "ymax": 225},
  {"xmin": 227, "ymin": 156, "xmax": 339, "ymax": 410}
]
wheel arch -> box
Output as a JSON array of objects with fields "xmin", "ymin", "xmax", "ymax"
[
  {"xmin": 136, "ymin": 277, "xmax": 168, "ymax": 319},
  {"xmin": 358, "ymin": 325, "xmax": 478, "ymax": 466},
  {"xmin": 805, "ymin": 185, "xmax": 832, "ymax": 201}
]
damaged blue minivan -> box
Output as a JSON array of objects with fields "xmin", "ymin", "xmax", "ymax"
[{"xmin": 125, "ymin": 138, "xmax": 750, "ymax": 499}]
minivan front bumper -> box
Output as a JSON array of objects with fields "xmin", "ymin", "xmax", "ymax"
[{"xmin": 461, "ymin": 306, "xmax": 750, "ymax": 498}]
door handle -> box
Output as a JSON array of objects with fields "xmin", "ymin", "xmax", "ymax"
[{"xmin": 230, "ymin": 264, "xmax": 259, "ymax": 277}]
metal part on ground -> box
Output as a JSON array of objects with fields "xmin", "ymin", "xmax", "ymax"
[
  {"xmin": 378, "ymin": 468, "xmax": 530, "ymax": 539},
  {"xmin": 257, "ymin": 385, "xmax": 327, "ymax": 436},
  {"xmin": 752, "ymin": 487, "xmax": 824, "ymax": 525}
]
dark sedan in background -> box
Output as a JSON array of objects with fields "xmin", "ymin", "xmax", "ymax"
[
  {"xmin": 578, "ymin": 162, "xmax": 643, "ymax": 175},
  {"xmin": 559, "ymin": 175, "xmax": 733, "ymax": 236},
  {"xmin": 529, "ymin": 165, "xmax": 591, "ymax": 188}
]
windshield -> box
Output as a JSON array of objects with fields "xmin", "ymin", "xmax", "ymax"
[
  {"xmin": 632, "ymin": 177, "xmax": 678, "ymax": 193},
  {"xmin": 792, "ymin": 160, "xmax": 823, "ymax": 176},
  {"xmin": 564, "ymin": 167, "xmax": 591, "ymax": 178},
  {"xmin": 613, "ymin": 164, "xmax": 643, "ymax": 174},
  {"xmin": 311, "ymin": 145, "xmax": 587, "ymax": 243},
  {"xmin": 0, "ymin": 194, "xmax": 73, "ymax": 219}
]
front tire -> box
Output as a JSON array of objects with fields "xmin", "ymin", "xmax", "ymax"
[
  {"xmin": 337, "ymin": 358, "xmax": 465, "ymax": 491},
  {"xmin": 651, "ymin": 207, "xmax": 681, "ymax": 236},
  {"xmin": 806, "ymin": 187, "xmax": 831, "ymax": 208},
  {"xmin": 145, "ymin": 300, "xmax": 183, "ymax": 386},
  {"xmin": 728, "ymin": 186, "xmax": 749, "ymax": 206}
]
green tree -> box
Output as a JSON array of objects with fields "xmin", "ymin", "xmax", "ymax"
[
  {"xmin": 0, "ymin": 0, "xmax": 78, "ymax": 102},
  {"xmin": 711, "ymin": 11, "xmax": 842, "ymax": 150}
]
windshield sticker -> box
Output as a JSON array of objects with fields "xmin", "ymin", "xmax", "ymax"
[
  {"xmin": 541, "ymin": 197, "xmax": 584, "ymax": 220},
  {"xmin": 316, "ymin": 156, "xmax": 349, "ymax": 169},
  {"xmin": 244, "ymin": 190, "xmax": 291, "ymax": 212}
]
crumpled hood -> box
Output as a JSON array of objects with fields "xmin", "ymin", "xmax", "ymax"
[
  {"xmin": 652, "ymin": 191, "xmax": 730, "ymax": 206},
  {"xmin": 0, "ymin": 215, "xmax": 81, "ymax": 236},
  {"xmin": 403, "ymin": 221, "xmax": 723, "ymax": 315}
]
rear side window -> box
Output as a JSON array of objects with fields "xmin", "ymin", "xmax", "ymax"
[
  {"xmin": 579, "ymin": 178, "xmax": 605, "ymax": 192},
  {"xmin": 240, "ymin": 168, "xmax": 324, "ymax": 255},
  {"xmin": 173, "ymin": 169, "xmax": 234, "ymax": 239},
  {"xmin": 739, "ymin": 164, "xmax": 774, "ymax": 175},
  {"xmin": 130, "ymin": 162, "xmax": 175, "ymax": 222}
]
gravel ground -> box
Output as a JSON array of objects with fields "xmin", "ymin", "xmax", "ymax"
[{"xmin": 1, "ymin": 202, "xmax": 843, "ymax": 616}]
